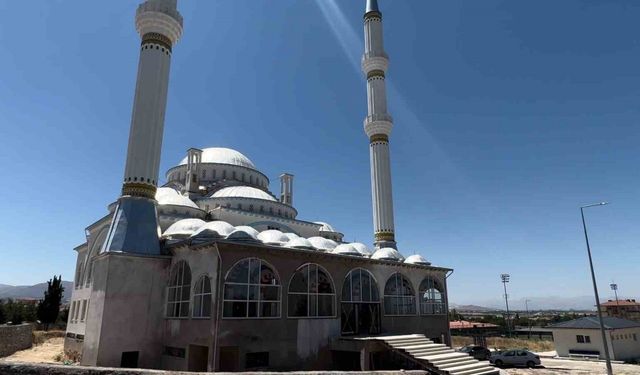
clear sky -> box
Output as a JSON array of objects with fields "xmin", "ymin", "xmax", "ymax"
[{"xmin": 0, "ymin": 0, "xmax": 639, "ymax": 308}]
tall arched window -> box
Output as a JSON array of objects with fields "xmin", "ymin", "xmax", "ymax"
[
  {"xmin": 167, "ymin": 261, "xmax": 191, "ymax": 318},
  {"xmin": 342, "ymin": 268, "xmax": 379, "ymax": 303},
  {"xmin": 223, "ymin": 258, "xmax": 280, "ymax": 318},
  {"xmin": 384, "ymin": 273, "xmax": 416, "ymax": 315},
  {"xmin": 288, "ymin": 264, "xmax": 335, "ymax": 317},
  {"xmin": 193, "ymin": 275, "xmax": 212, "ymax": 318},
  {"xmin": 419, "ymin": 276, "xmax": 445, "ymax": 315}
]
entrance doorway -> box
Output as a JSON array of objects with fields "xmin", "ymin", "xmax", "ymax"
[
  {"xmin": 341, "ymin": 268, "xmax": 381, "ymax": 335},
  {"xmin": 188, "ymin": 345, "xmax": 209, "ymax": 371},
  {"xmin": 341, "ymin": 302, "xmax": 381, "ymax": 335}
]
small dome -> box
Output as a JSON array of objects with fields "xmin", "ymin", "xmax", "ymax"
[
  {"xmin": 283, "ymin": 232, "xmax": 299, "ymax": 241},
  {"xmin": 285, "ymin": 237, "xmax": 316, "ymax": 251},
  {"xmin": 257, "ymin": 229, "xmax": 288, "ymax": 246},
  {"xmin": 180, "ymin": 147, "xmax": 256, "ymax": 170},
  {"xmin": 404, "ymin": 254, "xmax": 431, "ymax": 266},
  {"xmin": 350, "ymin": 242, "xmax": 373, "ymax": 257},
  {"xmin": 371, "ymin": 247, "xmax": 405, "ymax": 262},
  {"xmin": 191, "ymin": 220, "xmax": 235, "ymax": 238},
  {"xmin": 211, "ymin": 186, "xmax": 277, "ymax": 202},
  {"xmin": 314, "ymin": 221, "xmax": 336, "ymax": 232},
  {"xmin": 156, "ymin": 187, "xmax": 199, "ymax": 209},
  {"xmin": 227, "ymin": 226, "xmax": 260, "ymax": 241},
  {"xmin": 332, "ymin": 244, "xmax": 362, "ymax": 257},
  {"xmin": 163, "ymin": 218, "xmax": 206, "ymax": 238},
  {"xmin": 307, "ymin": 237, "xmax": 338, "ymax": 251}
]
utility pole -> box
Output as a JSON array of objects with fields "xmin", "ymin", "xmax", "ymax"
[
  {"xmin": 580, "ymin": 202, "xmax": 613, "ymax": 375},
  {"xmin": 501, "ymin": 274, "xmax": 511, "ymax": 337}
]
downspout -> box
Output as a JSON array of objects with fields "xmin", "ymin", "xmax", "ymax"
[
  {"xmin": 211, "ymin": 243, "xmax": 222, "ymax": 372},
  {"xmin": 445, "ymin": 270, "xmax": 454, "ymax": 346}
]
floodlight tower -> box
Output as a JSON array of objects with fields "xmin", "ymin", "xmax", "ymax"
[
  {"xmin": 501, "ymin": 273, "xmax": 511, "ymax": 337},
  {"xmin": 610, "ymin": 283, "xmax": 620, "ymax": 308}
]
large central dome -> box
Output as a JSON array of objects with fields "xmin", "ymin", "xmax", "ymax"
[{"xmin": 179, "ymin": 147, "xmax": 256, "ymax": 169}]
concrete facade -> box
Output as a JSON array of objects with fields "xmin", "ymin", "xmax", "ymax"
[
  {"xmin": 551, "ymin": 326, "xmax": 640, "ymax": 361},
  {"xmin": 0, "ymin": 324, "xmax": 32, "ymax": 357},
  {"xmin": 66, "ymin": 241, "xmax": 450, "ymax": 371}
]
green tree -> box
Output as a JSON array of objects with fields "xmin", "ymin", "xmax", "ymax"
[
  {"xmin": 37, "ymin": 275, "xmax": 65, "ymax": 330},
  {"xmin": 5, "ymin": 299, "xmax": 24, "ymax": 325},
  {"xmin": 0, "ymin": 301, "xmax": 6, "ymax": 324}
]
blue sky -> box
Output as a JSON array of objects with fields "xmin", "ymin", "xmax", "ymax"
[{"xmin": 1, "ymin": 0, "xmax": 639, "ymax": 308}]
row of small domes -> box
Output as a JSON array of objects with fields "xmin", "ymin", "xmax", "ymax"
[{"xmin": 163, "ymin": 218, "xmax": 430, "ymax": 265}]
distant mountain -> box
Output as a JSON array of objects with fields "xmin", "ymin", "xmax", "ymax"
[
  {"xmin": 452, "ymin": 296, "xmax": 599, "ymax": 312},
  {"xmin": 449, "ymin": 303, "xmax": 496, "ymax": 312},
  {"xmin": 0, "ymin": 281, "xmax": 74, "ymax": 302}
]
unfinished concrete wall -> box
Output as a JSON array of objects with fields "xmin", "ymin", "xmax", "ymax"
[{"xmin": 0, "ymin": 323, "xmax": 32, "ymax": 357}]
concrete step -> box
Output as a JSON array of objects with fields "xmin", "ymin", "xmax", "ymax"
[
  {"xmin": 385, "ymin": 337, "xmax": 430, "ymax": 343},
  {"xmin": 437, "ymin": 358, "xmax": 478, "ymax": 369},
  {"xmin": 450, "ymin": 367, "xmax": 499, "ymax": 375},
  {"xmin": 418, "ymin": 352, "xmax": 469, "ymax": 361},
  {"xmin": 430, "ymin": 355, "xmax": 474, "ymax": 366},
  {"xmin": 445, "ymin": 361, "xmax": 490, "ymax": 374},
  {"xmin": 410, "ymin": 348, "xmax": 454, "ymax": 357},
  {"xmin": 398, "ymin": 343, "xmax": 446, "ymax": 350}
]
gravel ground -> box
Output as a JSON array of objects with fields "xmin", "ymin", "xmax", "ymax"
[
  {"xmin": 499, "ymin": 357, "xmax": 640, "ymax": 375},
  {"xmin": 0, "ymin": 337, "xmax": 63, "ymax": 364}
]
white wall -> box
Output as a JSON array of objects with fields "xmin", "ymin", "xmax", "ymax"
[{"xmin": 552, "ymin": 327, "xmax": 640, "ymax": 361}]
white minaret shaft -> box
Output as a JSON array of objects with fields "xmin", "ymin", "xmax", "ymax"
[
  {"xmin": 362, "ymin": 0, "xmax": 396, "ymax": 249},
  {"xmin": 122, "ymin": 0, "xmax": 183, "ymax": 199},
  {"xmin": 102, "ymin": 0, "xmax": 183, "ymax": 255}
]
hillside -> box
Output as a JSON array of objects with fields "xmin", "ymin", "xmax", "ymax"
[{"xmin": 0, "ymin": 281, "xmax": 73, "ymax": 302}]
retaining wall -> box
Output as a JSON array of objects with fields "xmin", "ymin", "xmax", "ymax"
[{"xmin": 0, "ymin": 324, "xmax": 32, "ymax": 358}]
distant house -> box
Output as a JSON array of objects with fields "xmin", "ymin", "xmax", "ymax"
[
  {"xmin": 548, "ymin": 317, "xmax": 640, "ymax": 361},
  {"xmin": 602, "ymin": 299, "xmax": 640, "ymax": 322}
]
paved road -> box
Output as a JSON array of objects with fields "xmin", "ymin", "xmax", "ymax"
[{"xmin": 499, "ymin": 357, "xmax": 640, "ymax": 374}]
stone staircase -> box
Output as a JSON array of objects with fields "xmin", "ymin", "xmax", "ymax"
[{"xmin": 378, "ymin": 334, "xmax": 499, "ymax": 375}]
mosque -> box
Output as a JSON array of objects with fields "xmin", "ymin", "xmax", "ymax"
[{"xmin": 64, "ymin": 1, "xmax": 497, "ymax": 374}]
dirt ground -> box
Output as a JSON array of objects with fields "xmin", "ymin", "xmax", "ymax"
[
  {"xmin": 500, "ymin": 358, "xmax": 640, "ymax": 375},
  {"xmin": 0, "ymin": 337, "xmax": 63, "ymax": 364}
]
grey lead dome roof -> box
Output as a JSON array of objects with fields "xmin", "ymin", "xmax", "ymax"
[
  {"xmin": 179, "ymin": 147, "xmax": 256, "ymax": 170},
  {"xmin": 211, "ymin": 186, "xmax": 277, "ymax": 202}
]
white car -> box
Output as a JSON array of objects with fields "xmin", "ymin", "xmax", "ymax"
[{"xmin": 490, "ymin": 349, "xmax": 541, "ymax": 368}]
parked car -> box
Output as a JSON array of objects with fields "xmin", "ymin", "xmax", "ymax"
[
  {"xmin": 490, "ymin": 349, "xmax": 541, "ymax": 368},
  {"xmin": 457, "ymin": 345, "xmax": 492, "ymax": 360}
]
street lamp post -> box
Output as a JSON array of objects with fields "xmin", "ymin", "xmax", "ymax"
[
  {"xmin": 525, "ymin": 299, "xmax": 531, "ymax": 339},
  {"xmin": 501, "ymin": 273, "xmax": 511, "ymax": 337},
  {"xmin": 580, "ymin": 202, "xmax": 613, "ymax": 375}
]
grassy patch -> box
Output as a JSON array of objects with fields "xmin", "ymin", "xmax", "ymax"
[{"xmin": 452, "ymin": 336, "xmax": 555, "ymax": 352}]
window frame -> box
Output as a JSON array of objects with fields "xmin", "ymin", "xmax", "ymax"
[
  {"xmin": 222, "ymin": 258, "xmax": 282, "ymax": 319},
  {"xmin": 287, "ymin": 263, "xmax": 337, "ymax": 319},
  {"xmin": 383, "ymin": 273, "xmax": 417, "ymax": 316},
  {"xmin": 166, "ymin": 260, "xmax": 192, "ymax": 319},
  {"xmin": 341, "ymin": 268, "xmax": 380, "ymax": 303},
  {"xmin": 419, "ymin": 275, "xmax": 446, "ymax": 315},
  {"xmin": 192, "ymin": 274, "xmax": 212, "ymax": 319}
]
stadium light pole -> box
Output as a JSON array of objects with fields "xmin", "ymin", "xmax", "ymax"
[
  {"xmin": 580, "ymin": 202, "xmax": 613, "ymax": 375},
  {"xmin": 610, "ymin": 283, "xmax": 619, "ymax": 309},
  {"xmin": 501, "ymin": 273, "xmax": 511, "ymax": 337},
  {"xmin": 525, "ymin": 299, "xmax": 531, "ymax": 339}
]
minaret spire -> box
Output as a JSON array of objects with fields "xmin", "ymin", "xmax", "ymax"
[
  {"xmin": 362, "ymin": 0, "xmax": 396, "ymax": 249},
  {"xmin": 102, "ymin": 0, "xmax": 183, "ymax": 254}
]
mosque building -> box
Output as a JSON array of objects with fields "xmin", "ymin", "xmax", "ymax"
[{"xmin": 64, "ymin": 0, "xmax": 497, "ymax": 374}]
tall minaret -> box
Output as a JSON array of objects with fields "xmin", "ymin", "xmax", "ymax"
[
  {"xmin": 362, "ymin": 0, "xmax": 397, "ymax": 249},
  {"xmin": 102, "ymin": 0, "xmax": 183, "ymax": 254}
]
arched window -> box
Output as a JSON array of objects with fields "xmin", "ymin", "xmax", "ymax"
[
  {"xmin": 167, "ymin": 261, "xmax": 191, "ymax": 318},
  {"xmin": 342, "ymin": 268, "xmax": 379, "ymax": 302},
  {"xmin": 288, "ymin": 264, "xmax": 335, "ymax": 317},
  {"xmin": 419, "ymin": 276, "xmax": 445, "ymax": 315},
  {"xmin": 384, "ymin": 273, "xmax": 416, "ymax": 315},
  {"xmin": 84, "ymin": 228, "xmax": 107, "ymax": 287},
  {"xmin": 222, "ymin": 170, "xmax": 226, "ymax": 179},
  {"xmin": 223, "ymin": 258, "xmax": 280, "ymax": 318},
  {"xmin": 193, "ymin": 275, "xmax": 212, "ymax": 318}
]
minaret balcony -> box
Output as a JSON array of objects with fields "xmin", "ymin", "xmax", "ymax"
[
  {"xmin": 364, "ymin": 114, "xmax": 393, "ymax": 138},
  {"xmin": 362, "ymin": 54, "xmax": 389, "ymax": 75}
]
